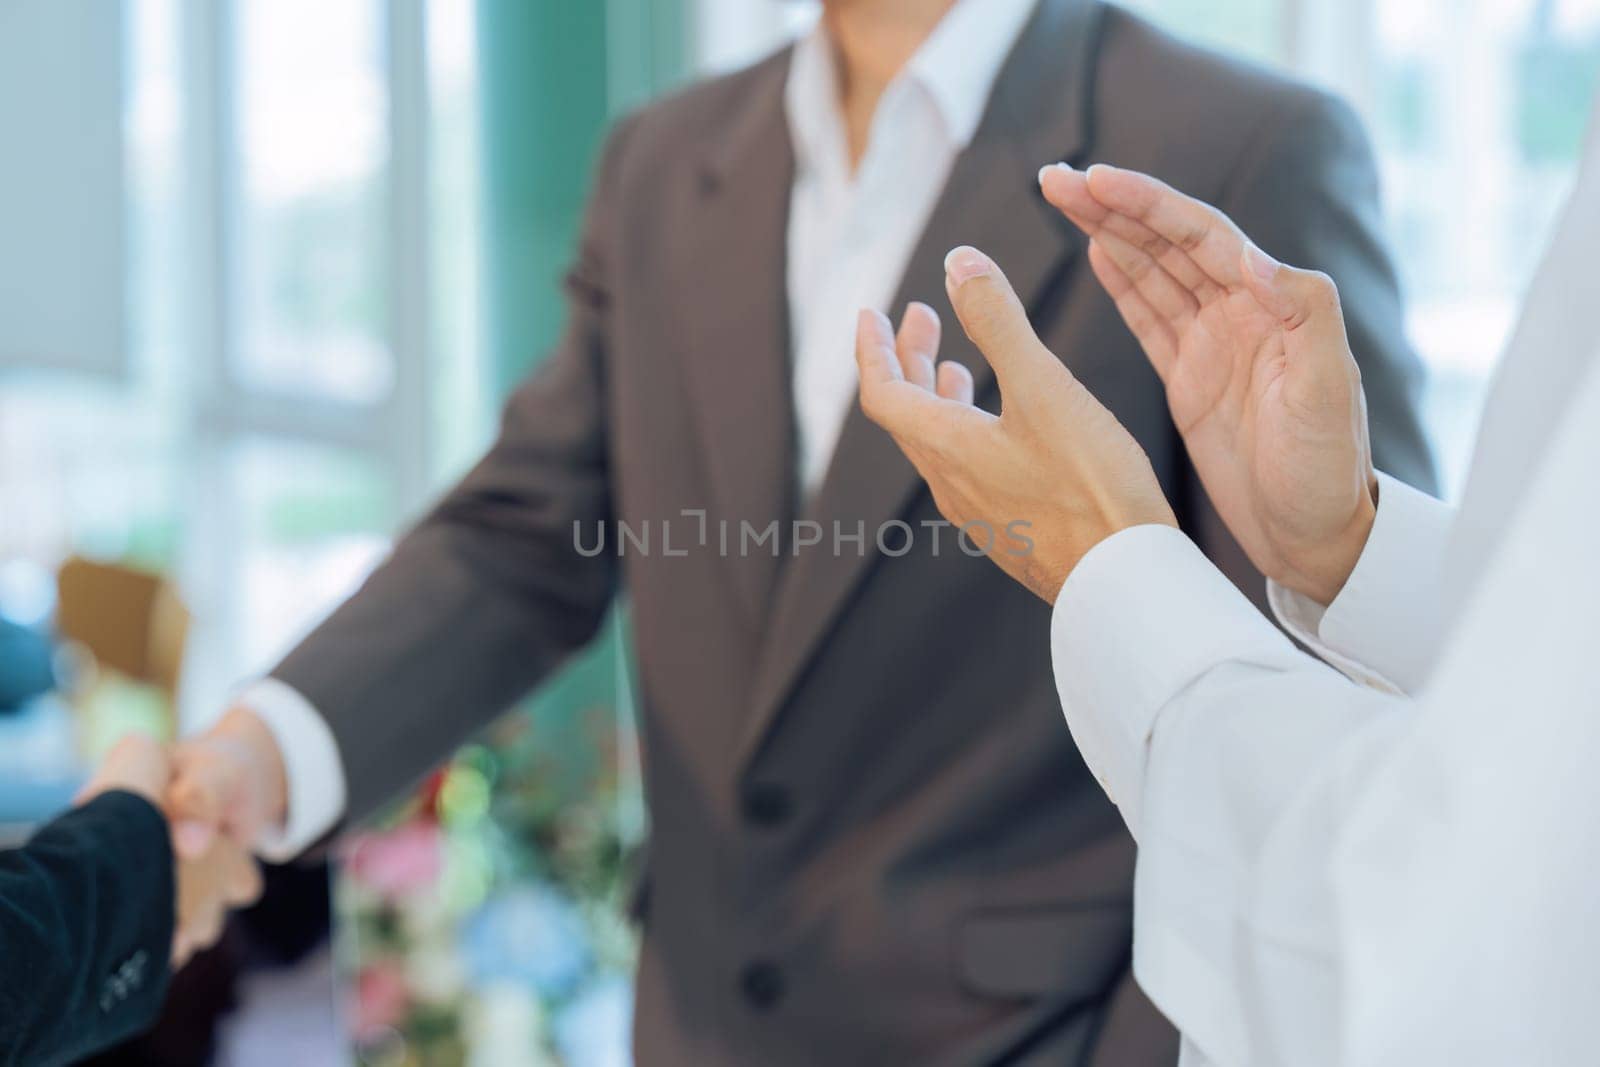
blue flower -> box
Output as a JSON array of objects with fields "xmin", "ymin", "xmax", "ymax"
[
  {"xmin": 555, "ymin": 975, "xmax": 634, "ymax": 1067},
  {"xmin": 459, "ymin": 884, "xmax": 591, "ymax": 996}
]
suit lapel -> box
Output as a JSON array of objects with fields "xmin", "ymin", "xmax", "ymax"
[
  {"xmin": 678, "ymin": 54, "xmax": 800, "ymax": 626},
  {"xmin": 737, "ymin": 0, "xmax": 1107, "ymax": 768}
]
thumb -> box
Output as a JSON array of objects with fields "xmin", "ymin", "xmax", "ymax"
[
  {"xmin": 944, "ymin": 246, "xmax": 1055, "ymax": 393},
  {"xmin": 1241, "ymin": 243, "xmax": 1345, "ymax": 336},
  {"xmin": 1240, "ymin": 243, "xmax": 1358, "ymax": 403},
  {"xmin": 166, "ymin": 751, "xmax": 231, "ymax": 859}
]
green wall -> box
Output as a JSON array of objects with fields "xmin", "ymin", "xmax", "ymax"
[
  {"xmin": 477, "ymin": 0, "xmax": 688, "ymax": 393},
  {"xmin": 474, "ymin": 0, "xmax": 687, "ymax": 781}
]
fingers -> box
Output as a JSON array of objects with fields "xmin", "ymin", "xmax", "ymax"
[
  {"xmin": 167, "ymin": 738, "xmax": 267, "ymax": 860},
  {"xmin": 1081, "ymin": 164, "xmax": 1251, "ymax": 291},
  {"xmin": 166, "ymin": 747, "xmax": 228, "ymax": 859},
  {"xmin": 857, "ymin": 305, "xmax": 992, "ymax": 466},
  {"xmin": 943, "ymin": 246, "xmax": 1060, "ymax": 396},
  {"xmin": 1041, "ymin": 164, "xmax": 1223, "ymax": 305},
  {"xmin": 1088, "ymin": 226, "xmax": 1202, "ymax": 326},
  {"xmin": 172, "ymin": 839, "xmax": 264, "ymax": 967},
  {"xmin": 896, "ymin": 302, "xmax": 941, "ymax": 390},
  {"xmin": 857, "ymin": 309, "xmax": 934, "ymax": 436},
  {"xmin": 937, "ymin": 361, "xmax": 974, "ymax": 405},
  {"xmin": 1086, "ymin": 241, "xmax": 1178, "ymax": 378}
]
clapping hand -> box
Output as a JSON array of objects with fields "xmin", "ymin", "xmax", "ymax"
[
  {"xmin": 855, "ymin": 247, "xmax": 1177, "ymax": 603},
  {"xmin": 78, "ymin": 736, "xmax": 263, "ymax": 966},
  {"xmin": 1040, "ymin": 163, "xmax": 1377, "ymax": 605}
]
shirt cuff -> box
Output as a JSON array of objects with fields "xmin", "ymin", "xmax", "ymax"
[
  {"xmin": 1050, "ymin": 525, "xmax": 1297, "ymax": 839},
  {"xmin": 1267, "ymin": 472, "xmax": 1454, "ymax": 695},
  {"xmin": 233, "ymin": 678, "xmax": 348, "ymax": 862}
]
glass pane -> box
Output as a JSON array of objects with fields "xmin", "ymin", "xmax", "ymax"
[
  {"xmin": 0, "ymin": 0, "xmax": 184, "ymax": 574},
  {"xmin": 224, "ymin": 436, "xmax": 392, "ymax": 673},
  {"xmin": 232, "ymin": 0, "xmax": 393, "ymax": 405},
  {"xmin": 1371, "ymin": 0, "xmax": 1600, "ymax": 493}
]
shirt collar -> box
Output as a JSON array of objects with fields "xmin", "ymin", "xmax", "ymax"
[
  {"xmin": 784, "ymin": 0, "xmax": 1040, "ymax": 173},
  {"xmin": 908, "ymin": 0, "xmax": 1040, "ymax": 147}
]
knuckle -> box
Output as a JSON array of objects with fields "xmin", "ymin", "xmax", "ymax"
[
  {"xmin": 1176, "ymin": 222, "xmax": 1208, "ymax": 252},
  {"xmin": 1309, "ymin": 271, "xmax": 1342, "ymax": 312}
]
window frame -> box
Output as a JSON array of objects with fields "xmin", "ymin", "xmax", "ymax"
[{"xmin": 178, "ymin": 0, "xmax": 435, "ymax": 515}]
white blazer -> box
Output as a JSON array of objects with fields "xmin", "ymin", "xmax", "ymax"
[{"xmin": 1047, "ymin": 100, "xmax": 1600, "ymax": 1066}]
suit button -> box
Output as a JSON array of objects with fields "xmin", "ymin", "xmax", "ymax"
[
  {"xmin": 741, "ymin": 782, "xmax": 793, "ymax": 828},
  {"xmin": 739, "ymin": 960, "xmax": 786, "ymax": 1011}
]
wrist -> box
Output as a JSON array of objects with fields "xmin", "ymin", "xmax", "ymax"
[
  {"xmin": 1034, "ymin": 510, "xmax": 1181, "ymax": 604},
  {"xmin": 1286, "ymin": 476, "xmax": 1378, "ymax": 607}
]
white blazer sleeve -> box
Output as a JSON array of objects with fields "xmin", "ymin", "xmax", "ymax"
[
  {"xmin": 1051, "ymin": 525, "xmax": 1402, "ymax": 1066},
  {"xmin": 1266, "ymin": 471, "xmax": 1455, "ymax": 695},
  {"xmin": 1050, "ymin": 358, "xmax": 1600, "ymax": 1066}
]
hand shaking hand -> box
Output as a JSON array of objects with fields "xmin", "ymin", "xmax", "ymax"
[
  {"xmin": 78, "ymin": 735, "xmax": 264, "ymax": 967},
  {"xmin": 1040, "ymin": 162, "xmax": 1377, "ymax": 605},
  {"xmin": 855, "ymin": 247, "xmax": 1177, "ymax": 603},
  {"xmin": 164, "ymin": 707, "xmax": 287, "ymax": 862}
]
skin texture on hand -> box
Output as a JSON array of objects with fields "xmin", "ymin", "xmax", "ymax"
[
  {"xmin": 1040, "ymin": 162, "xmax": 1377, "ymax": 605},
  {"xmin": 166, "ymin": 706, "xmax": 289, "ymax": 860},
  {"xmin": 856, "ymin": 246, "xmax": 1177, "ymax": 603},
  {"xmin": 79, "ymin": 735, "xmax": 264, "ymax": 965},
  {"xmin": 172, "ymin": 837, "xmax": 261, "ymax": 966}
]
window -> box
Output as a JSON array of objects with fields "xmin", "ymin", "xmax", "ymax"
[
  {"xmin": 0, "ymin": 0, "xmax": 486, "ymax": 720},
  {"xmin": 0, "ymin": 2, "xmax": 126, "ymax": 378},
  {"xmin": 232, "ymin": 0, "xmax": 393, "ymax": 405}
]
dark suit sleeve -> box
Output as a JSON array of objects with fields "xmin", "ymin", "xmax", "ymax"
[
  {"xmin": 268, "ymin": 116, "xmax": 640, "ymax": 828},
  {"xmin": 0, "ymin": 792, "xmax": 175, "ymax": 1067},
  {"xmin": 1185, "ymin": 90, "xmax": 1440, "ymax": 609}
]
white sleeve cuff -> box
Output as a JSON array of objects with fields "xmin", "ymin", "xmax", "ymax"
[
  {"xmin": 233, "ymin": 678, "xmax": 348, "ymax": 861},
  {"xmin": 1267, "ymin": 472, "xmax": 1455, "ymax": 695},
  {"xmin": 1050, "ymin": 525, "xmax": 1298, "ymax": 838}
]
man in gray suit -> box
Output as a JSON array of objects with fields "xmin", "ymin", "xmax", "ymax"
[{"xmin": 170, "ymin": 0, "xmax": 1435, "ymax": 1062}]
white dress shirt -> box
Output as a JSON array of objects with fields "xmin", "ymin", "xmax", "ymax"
[
  {"xmin": 1049, "ymin": 101, "xmax": 1600, "ymax": 1065},
  {"xmin": 237, "ymin": 0, "xmax": 1041, "ymax": 859}
]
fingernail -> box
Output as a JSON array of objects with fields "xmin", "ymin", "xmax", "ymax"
[
  {"xmin": 1037, "ymin": 162, "xmax": 1073, "ymax": 187},
  {"xmin": 858, "ymin": 308, "xmax": 893, "ymax": 345},
  {"xmin": 945, "ymin": 246, "xmax": 994, "ymax": 287},
  {"xmin": 1244, "ymin": 243, "xmax": 1280, "ymax": 282}
]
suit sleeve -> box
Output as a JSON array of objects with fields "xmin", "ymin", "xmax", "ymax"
[
  {"xmin": 1184, "ymin": 89, "xmax": 1440, "ymax": 611},
  {"xmin": 0, "ymin": 792, "xmax": 175, "ymax": 1067},
  {"xmin": 268, "ymin": 116, "xmax": 637, "ymax": 827}
]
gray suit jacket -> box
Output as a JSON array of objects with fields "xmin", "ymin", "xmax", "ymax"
[{"xmin": 274, "ymin": 2, "xmax": 1436, "ymax": 1063}]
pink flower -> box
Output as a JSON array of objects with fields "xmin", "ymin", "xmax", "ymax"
[
  {"xmin": 352, "ymin": 962, "xmax": 410, "ymax": 1038},
  {"xmin": 343, "ymin": 822, "xmax": 444, "ymax": 900}
]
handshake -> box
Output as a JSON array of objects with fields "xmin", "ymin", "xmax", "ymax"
[{"xmin": 78, "ymin": 708, "xmax": 289, "ymax": 965}]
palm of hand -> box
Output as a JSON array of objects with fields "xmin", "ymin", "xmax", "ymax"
[{"xmin": 1168, "ymin": 290, "xmax": 1372, "ymax": 590}]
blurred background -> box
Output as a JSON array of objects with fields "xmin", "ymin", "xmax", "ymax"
[{"xmin": 0, "ymin": 0, "xmax": 1595, "ymax": 1063}]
